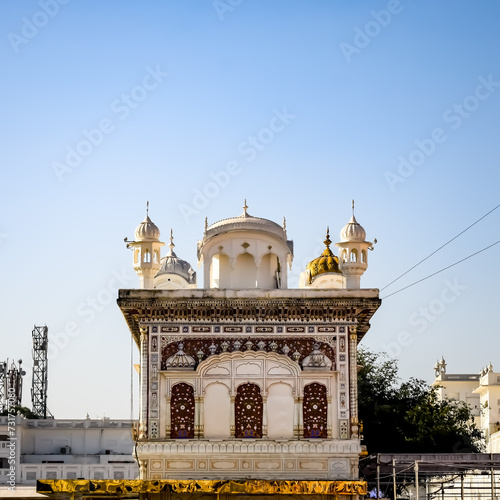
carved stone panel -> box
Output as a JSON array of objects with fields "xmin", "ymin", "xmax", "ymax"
[
  {"xmin": 303, "ymin": 383, "xmax": 328, "ymax": 439},
  {"xmin": 235, "ymin": 383, "xmax": 263, "ymax": 438},
  {"xmin": 170, "ymin": 383, "xmax": 195, "ymax": 439}
]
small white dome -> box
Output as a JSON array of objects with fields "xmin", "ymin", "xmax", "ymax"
[
  {"xmin": 134, "ymin": 215, "xmax": 160, "ymax": 241},
  {"xmin": 302, "ymin": 343, "xmax": 332, "ymax": 370},
  {"xmin": 166, "ymin": 343, "xmax": 196, "ymax": 370},
  {"xmin": 340, "ymin": 215, "xmax": 366, "ymax": 242},
  {"xmin": 156, "ymin": 232, "xmax": 196, "ymax": 284}
]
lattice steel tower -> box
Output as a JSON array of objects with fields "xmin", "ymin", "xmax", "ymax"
[
  {"xmin": 0, "ymin": 361, "xmax": 6, "ymax": 412},
  {"xmin": 31, "ymin": 325, "xmax": 49, "ymax": 418}
]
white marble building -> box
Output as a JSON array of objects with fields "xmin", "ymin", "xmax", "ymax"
[{"xmin": 117, "ymin": 202, "xmax": 380, "ymax": 498}]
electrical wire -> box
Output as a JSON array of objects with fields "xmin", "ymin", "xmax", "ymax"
[
  {"xmin": 381, "ymin": 240, "xmax": 500, "ymax": 299},
  {"xmin": 381, "ymin": 203, "xmax": 500, "ymax": 292}
]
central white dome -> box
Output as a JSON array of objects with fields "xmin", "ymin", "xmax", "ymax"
[
  {"xmin": 198, "ymin": 202, "xmax": 293, "ymax": 290},
  {"xmin": 205, "ymin": 208, "xmax": 286, "ymax": 242}
]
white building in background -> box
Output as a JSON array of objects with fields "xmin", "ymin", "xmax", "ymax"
[
  {"xmin": 431, "ymin": 357, "xmax": 481, "ymax": 427},
  {"xmin": 432, "ymin": 357, "xmax": 500, "ymax": 452},
  {"xmin": 474, "ymin": 364, "xmax": 500, "ymax": 451},
  {"xmin": 115, "ymin": 202, "xmax": 381, "ymax": 500},
  {"xmin": 0, "ymin": 416, "xmax": 138, "ymax": 486}
]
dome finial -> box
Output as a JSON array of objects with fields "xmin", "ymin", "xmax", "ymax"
[
  {"xmin": 283, "ymin": 216, "xmax": 286, "ymax": 230},
  {"xmin": 243, "ymin": 199, "xmax": 248, "ymax": 216},
  {"xmin": 204, "ymin": 217, "xmax": 208, "ymax": 234},
  {"xmin": 352, "ymin": 199, "xmax": 355, "ymax": 217},
  {"xmin": 169, "ymin": 229, "xmax": 175, "ymax": 251},
  {"xmin": 146, "ymin": 201, "xmax": 149, "ymax": 217},
  {"xmin": 324, "ymin": 226, "xmax": 331, "ymax": 248}
]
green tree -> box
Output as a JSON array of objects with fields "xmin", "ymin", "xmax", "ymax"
[
  {"xmin": 358, "ymin": 348, "xmax": 483, "ymax": 454},
  {"xmin": 0, "ymin": 405, "xmax": 40, "ymax": 419}
]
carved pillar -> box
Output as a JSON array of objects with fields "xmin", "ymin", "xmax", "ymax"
[
  {"xmin": 139, "ymin": 459, "xmax": 147, "ymax": 480},
  {"xmin": 327, "ymin": 396, "xmax": 333, "ymax": 438},
  {"xmin": 262, "ymin": 396, "xmax": 268, "ymax": 438},
  {"xmin": 195, "ymin": 396, "xmax": 204, "ymax": 438},
  {"xmin": 139, "ymin": 326, "xmax": 149, "ymax": 440},
  {"xmin": 164, "ymin": 396, "xmax": 171, "ymax": 437},
  {"xmin": 349, "ymin": 327, "xmax": 359, "ymax": 439},
  {"xmin": 230, "ymin": 396, "xmax": 235, "ymax": 437},
  {"xmin": 294, "ymin": 397, "xmax": 303, "ymax": 439}
]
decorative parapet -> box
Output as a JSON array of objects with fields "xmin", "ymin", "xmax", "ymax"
[{"xmin": 137, "ymin": 439, "xmax": 360, "ymax": 455}]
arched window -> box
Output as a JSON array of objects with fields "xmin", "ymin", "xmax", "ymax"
[
  {"xmin": 144, "ymin": 250, "xmax": 151, "ymax": 263},
  {"xmin": 235, "ymin": 383, "xmax": 263, "ymax": 438},
  {"xmin": 210, "ymin": 253, "xmax": 232, "ymax": 288},
  {"xmin": 233, "ymin": 253, "xmax": 258, "ymax": 288},
  {"xmin": 154, "ymin": 250, "xmax": 159, "ymax": 263},
  {"xmin": 133, "ymin": 248, "xmax": 139, "ymax": 264},
  {"xmin": 361, "ymin": 250, "xmax": 366, "ymax": 264},
  {"xmin": 350, "ymin": 249, "xmax": 357, "ymax": 263},
  {"xmin": 303, "ymin": 383, "xmax": 328, "ymax": 438},
  {"xmin": 170, "ymin": 383, "xmax": 195, "ymax": 439}
]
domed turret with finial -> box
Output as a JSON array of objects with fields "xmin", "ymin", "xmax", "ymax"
[
  {"xmin": 299, "ymin": 228, "xmax": 345, "ymax": 288},
  {"xmin": 155, "ymin": 230, "xmax": 197, "ymax": 289},
  {"xmin": 335, "ymin": 201, "xmax": 375, "ymax": 289},
  {"xmin": 125, "ymin": 202, "xmax": 165, "ymax": 288}
]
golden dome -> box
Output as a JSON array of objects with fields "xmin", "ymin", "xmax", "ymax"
[{"xmin": 306, "ymin": 228, "xmax": 342, "ymax": 282}]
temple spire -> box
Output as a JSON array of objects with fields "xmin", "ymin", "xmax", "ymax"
[
  {"xmin": 324, "ymin": 226, "xmax": 331, "ymax": 248},
  {"xmin": 169, "ymin": 229, "xmax": 175, "ymax": 251}
]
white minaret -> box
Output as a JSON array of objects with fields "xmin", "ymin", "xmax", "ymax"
[
  {"xmin": 335, "ymin": 201, "xmax": 374, "ymax": 289},
  {"xmin": 125, "ymin": 203, "xmax": 164, "ymax": 288}
]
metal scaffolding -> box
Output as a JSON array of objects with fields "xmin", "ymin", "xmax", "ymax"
[{"xmin": 31, "ymin": 325, "xmax": 50, "ymax": 418}]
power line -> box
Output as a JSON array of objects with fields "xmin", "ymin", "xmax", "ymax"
[
  {"xmin": 381, "ymin": 203, "xmax": 500, "ymax": 292},
  {"xmin": 381, "ymin": 240, "xmax": 500, "ymax": 299}
]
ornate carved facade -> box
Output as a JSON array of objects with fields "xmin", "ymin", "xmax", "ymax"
[{"xmin": 117, "ymin": 204, "xmax": 381, "ymax": 499}]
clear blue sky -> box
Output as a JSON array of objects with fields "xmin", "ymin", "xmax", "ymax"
[{"xmin": 1, "ymin": 1, "xmax": 499, "ymax": 419}]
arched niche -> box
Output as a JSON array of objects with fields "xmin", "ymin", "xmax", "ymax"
[
  {"xmin": 235, "ymin": 382, "xmax": 263, "ymax": 438},
  {"xmin": 204, "ymin": 382, "xmax": 231, "ymax": 439},
  {"xmin": 257, "ymin": 253, "xmax": 279, "ymax": 289},
  {"xmin": 232, "ymin": 253, "xmax": 257, "ymax": 288},
  {"xmin": 267, "ymin": 382, "xmax": 294, "ymax": 439},
  {"xmin": 170, "ymin": 383, "xmax": 195, "ymax": 439},
  {"xmin": 361, "ymin": 249, "xmax": 367, "ymax": 264},
  {"xmin": 210, "ymin": 253, "xmax": 232, "ymax": 288},
  {"xmin": 303, "ymin": 382, "xmax": 328, "ymax": 439}
]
